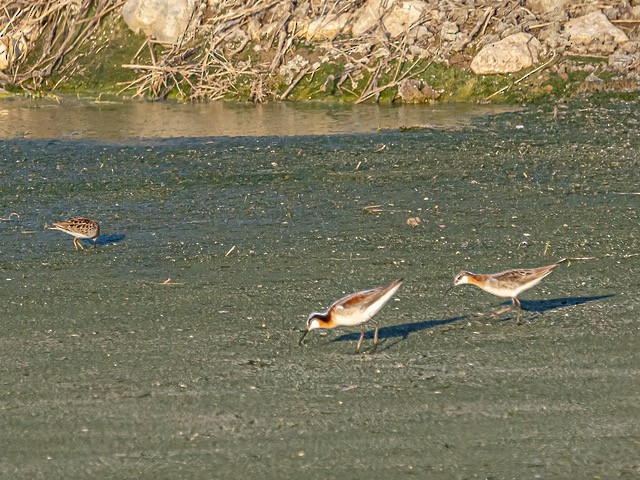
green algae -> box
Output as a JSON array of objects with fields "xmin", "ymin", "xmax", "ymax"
[{"xmin": 50, "ymin": 16, "xmax": 150, "ymax": 95}]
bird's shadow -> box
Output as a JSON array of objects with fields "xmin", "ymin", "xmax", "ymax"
[
  {"xmin": 331, "ymin": 315, "xmax": 465, "ymax": 351},
  {"xmin": 313, "ymin": 295, "xmax": 613, "ymax": 352},
  {"xmin": 88, "ymin": 233, "xmax": 126, "ymax": 247},
  {"xmin": 518, "ymin": 294, "xmax": 613, "ymax": 313},
  {"xmin": 483, "ymin": 294, "xmax": 614, "ymax": 323}
]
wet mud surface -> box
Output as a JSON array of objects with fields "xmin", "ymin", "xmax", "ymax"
[{"xmin": 0, "ymin": 100, "xmax": 638, "ymax": 479}]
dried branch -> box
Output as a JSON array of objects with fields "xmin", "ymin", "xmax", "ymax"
[
  {"xmin": 1, "ymin": 0, "xmax": 120, "ymax": 90},
  {"xmin": 485, "ymin": 51, "xmax": 558, "ymax": 101}
]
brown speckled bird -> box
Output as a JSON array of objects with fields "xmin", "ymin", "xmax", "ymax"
[{"xmin": 47, "ymin": 217, "xmax": 100, "ymax": 250}]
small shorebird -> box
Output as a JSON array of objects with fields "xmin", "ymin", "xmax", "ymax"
[
  {"xmin": 449, "ymin": 259, "xmax": 568, "ymax": 325},
  {"xmin": 47, "ymin": 217, "xmax": 100, "ymax": 250},
  {"xmin": 299, "ymin": 278, "xmax": 403, "ymax": 353}
]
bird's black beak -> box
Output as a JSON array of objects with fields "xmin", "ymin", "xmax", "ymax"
[{"xmin": 444, "ymin": 284, "xmax": 455, "ymax": 296}]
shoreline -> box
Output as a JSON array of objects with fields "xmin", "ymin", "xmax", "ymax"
[{"xmin": 1, "ymin": 1, "xmax": 639, "ymax": 104}]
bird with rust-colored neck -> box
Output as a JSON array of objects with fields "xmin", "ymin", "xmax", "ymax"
[
  {"xmin": 449, "ymin": 259, "xmax": 568, "ymax": 324},
  {"xmin": 47, "ymin": 217, "xmax": 100, "ymax": 250},
  {"xmin": 300, "ymin": 278, "xmax": 403, "ymax": 353}
]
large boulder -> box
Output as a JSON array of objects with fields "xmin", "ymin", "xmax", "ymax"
[
  {"xmin": 563, "ymin": 11, "xmax": 628, "ymax": 54},
  {"xmin": 471, "ymin": 32, "xmax": 543, "ymax": 74},
  {"xmin": 122, "ymin": 0, "xmax": 196, "ymax": 44}
]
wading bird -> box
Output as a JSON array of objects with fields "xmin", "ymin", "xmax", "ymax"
[
  {"xmin": 300, "ymin": 278, "xmax": 404, "ymax": 353},
  {"xmin": 47, "ymin": 217, "xmax": 100, "ymax": 250},
  {"xmin": 449, "ymin": 259, "xmax": 568, "ymax": 324}
]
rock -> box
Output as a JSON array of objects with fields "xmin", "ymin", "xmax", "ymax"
[
  {"xmin": 584, "ymin": 72, "xmax": 604, "ymax": 84},
  {"xmin": 352, "ymin": 0, "xmax": 440, "ymax": 39},
  {"xmin": 414, "ymin": 25, "xmax": 431, "ymax": 41},
  {"xmin": 0, "ymin": 42, "xmax": 8, "ymax": 71},
  {"xmin": 620, "ymin": 40, "xmax": 640, "ymax": 54},
  {"xmin": 563, "ymin": 11, "xmax": 628, "ymax": 54},
  {"xmin": 524, "ymin": 0, "xmax": 568, "ymax": 23},
  {"xmin": 440, "ymin": 21, "xmax": 459, "ymax": 42},
  {"xmin": 384, "ymin": 1, "xmax": 429, "ymax": 38},
  {"xmin": 304, "ymin": 13, "xmax": 351, "ymax": 41},
  {"xmin": 525, "ymin": 0, "xmax": 567, "ymax": 15},
  {"xmin": 471, "ymin": 32, "xmax": 543, "ymax": 75},
  {"xmin": 609, "ymin": 51, "xmax": 639, "ymax": 70},
  {"xmin": 396, "ymin": 78, "xmax": 440, "ymax": 103},
  {"xmin": 122, "ymin": 0, "xmax": 196, "ymax": 44},
  {"xmin": 279, "ymin": 55, "xmax": 309, "ymax": 85},
  {"xmin": 0, "ymin": 35, "xmax": 27, "ymax": 71},
  {"xmin": 352, "ymin": 0, "xmax": 386, "ymax": 37},
  {"xmin": 542, "ymin": 30, "xmax": 571, "ymax": 50}
]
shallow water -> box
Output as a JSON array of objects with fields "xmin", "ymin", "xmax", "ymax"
[
  {"xmin": 0, "ymin": 96, "xmax": 517, "ymax": 139},
  {"xmin": 0, "ymin": 99, "xmax": 639, "ymax": 479}
]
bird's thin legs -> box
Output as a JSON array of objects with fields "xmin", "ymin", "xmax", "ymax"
[{"xmin": 356, "ymin": 324, "xmax": 365, "ymax": 353}]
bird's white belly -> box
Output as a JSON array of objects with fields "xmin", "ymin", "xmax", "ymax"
[
  {"xmin": 481, "ymin": 277, "xmax": 544, "ymax": 298},
  {"xmin": 334, "ymin": 312, "xmax": 372, "ymax": 326}
]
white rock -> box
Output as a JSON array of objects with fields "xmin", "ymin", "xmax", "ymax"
[
  {"xmin": 471, "ymin": 32, "xmax": 543, "ymax": 74},
  {"xmin": 122, "ymin": 0, "xmax": 196, "ymax": 44},
  {"xmin": 525, "ymin": 0, "xmax": 567, "ymax": 15},
  {"xmin": 352, "ymin": 0, "xmax": 386, "ymax": 37},
  {"xmin": 0, "ymin": 35, "xmax": 27, "ymax": 71},
  {"xmin": 0, "ymin": 42, "xmax": 8, "ymax": 71},
  {"xmin": 440, "ymin": 21, "xmax": 459, "ymax": 42},
  {"xmin": 279, "ymin": 55, "xmax": 309, "ymax": 85},
  {"xmin": 564, "ymin": 11, "xmax": 628, "ymax": 46},
  {"xmin": 351, "ymin": 0, "xmax": 429, "ymax": 38},
  {"xmin": 304, "ymin": 13, "xmax": 351, "ymax": 41},
  {"xmin": 609, "ymin": 51, "xmax": 638, "ymax": 70},
  {"xmin": 383, "ymin": 1, "xmax": 428, "ymax": 38}
]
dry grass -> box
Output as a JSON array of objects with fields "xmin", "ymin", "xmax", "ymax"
[
  {"xmin": 0, "ymin": 0, "xmax": 122, "ymax": 90},
  {"xmin": 2, "ymin": 0, "xmax": 635, "ymax": 101}
]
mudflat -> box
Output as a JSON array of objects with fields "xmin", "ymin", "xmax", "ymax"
[{"xmin": 0, "ymin": 99, "xmax": 638, "ymax": 479}]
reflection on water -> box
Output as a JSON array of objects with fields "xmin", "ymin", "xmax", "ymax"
[{"xmin": 0, "ymin": 96, "xmax": 518, "ymax": 140}]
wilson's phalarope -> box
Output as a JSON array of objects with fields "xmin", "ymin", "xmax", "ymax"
[
  {"xmin": 449, "ymin": 259, "xmax": 568, "ymax": 324},
  {"xmin": 47, "ymin": 217, "xmax": 100, "ymax": 250},
  {"xmin": 300, "ymin": 278, "xmax": 404, "ymax": 353}
]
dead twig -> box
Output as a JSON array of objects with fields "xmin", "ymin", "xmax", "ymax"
[
  {"xmin": 485, "ymin": 51, "xmax": 558, "ymax": 101},
  {"xmin": 356, "ymin": 56, "xmax": 435, "ymax": 104},
  {"xmin": 363, "ymin": 205, "xmax": 383, "ymax": 213},
  {"xmin": 455, "ymin": 6, "xmax": 495, "ymax": 51},
  {"xmin": 280, "ymin": 65, "xmax": 312, "ymax": 100}
]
